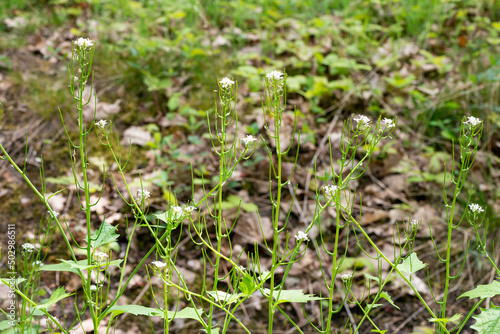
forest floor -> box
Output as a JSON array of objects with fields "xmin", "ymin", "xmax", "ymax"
[{"xmin": 1, "ymin": 1, "xmax": 500, "ymax": 333}]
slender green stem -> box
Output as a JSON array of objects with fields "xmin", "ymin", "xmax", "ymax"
[
  {"xmin": 351, "ymin": 218, "xmax": 450, "ymax": 333},
  {"xmin": 0, "ymin": 278, "xmax": 68, "ymax": 334},
  {"xmin": 442, "ymin": 166, "xmax": 464, "ymax": 324},
  {"xmin": 0, "ymin": 146, "xmax": 78, "ymax": 265},
  {"xmin": 268, "ymin": 104, "xmax": 282, "ymax": 334},
  {"xmin": 325, "ymin": 206, "xmax": 341, "ymax": 332}
]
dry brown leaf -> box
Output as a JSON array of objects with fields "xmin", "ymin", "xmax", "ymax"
[
  {"xmin": 81, "ymin": 86, "xmax": 122, "ymax": 122},
  {"xmin": 47, "ymin": 193, "xmax": 66, "ymax": 213},
  {"xmin": 234, "ymin": 212, "xmax": 273, "ymax": 243},
  {"xmin": 121, "ymin": 126, "xmax": 152, "ymax": 146}
]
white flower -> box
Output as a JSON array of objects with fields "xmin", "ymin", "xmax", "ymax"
[
  {"xmin": 353, "ymin": 115, "xmax": 370, "ymax": 128},
  {"xmin": 383, "ymin": 118, "xmax": 395, "ymax": 129},
  {"xmin": 323, "ymin": 185, "xmax": 338, "ymax": 197},
  {"xmin": 90, "ymin": 284, "xmax": 97, "ymax": 291},
  {"xmin": 340, "ymin": 273, "xmax": 352, "ymax": 282},
  {"xmin": 93, "ymin": 251, "xmax": 108, "ymax": 263},
  {"xmin": 75, "ymin": 37, "xmax": 93, "ymax": 49},
  {"xmin": 241, "ymin": 135, "xmax": 257, "ymax": 146},
  {"xmin": 219, "ymin": 77, "xmax": 235, "ymax": 89},
  {"xmin": 74, "ymin": 76, "xmax": 79, "ymax": 82},
  {"xmin": 137, "ymin": 189, "xmax": 150, "ymax": 201},
  {"xmin": 151, "ymin": 261, "xmax": 166, "ymax": 270},
  {"xmin": 41, "ymin": 317, "xmax": 59, "ymax": 327},
  {"xmin": 183, "ymin": 206, "xmax": 195, "ymax": 214},
  {"xmin": 469, "ymin": 203, "xmax": 484, "ymax": 214},
  {"xmin": 463, "ymin": 116, "xmax": 482, "ymax": 127},
  {"xmin": 266, "ymin": 70, "xmax": 283, "ymax": 81},
  {"xmin": 48, "ymin": 210, "xmax": 59, "ymax": 219},
  {"xmin": 22, "ymin": 243, "xmax": 35, "ymax": 253},
  {"xmin": 34, "ymin": 260, "xmax": 43, "ymax": 266},
  {"xmin": 95, "ymin": 119, "xmax": 107, "ymax": 129},
  {"xmin": 295, "ymin": 230, "xmax": 309, "ymax": 242},
  {"xmin": 171, "ymin": 206, "xmax": 184, "ymax": 219},
  {"xmin": 410, "ymin": 219, "xmax": 421, "ymax": 230}
]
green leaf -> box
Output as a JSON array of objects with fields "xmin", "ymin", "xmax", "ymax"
[
  {"xmin": 207, "ymin": 291, "xmax": 242, "ymax": 304},
  {"xmin": 459, "ymin": 280, "xmax": 500, "ymax": 299},
  {"xmin": 371, "ymin": 330, "xmax": 387, "ymax": 333},
  {"xmin": 45, "ymin": 176, "xmax": 74, "ymax": 185},
  {"xmin": 239, "ymin": 273, "xmax": 257, "ymax": 296},
  {"xmin": 338, "ymin": 257, "xmax": 376, "ymax": 273},
  {"xmin": 105, "ymin": 305, "xmax": 164, "ymax": 318},
  {"xmin": 35, "ymin": 287, "xmax": 72, "ymax": 311},
  {"xmin": 39, "ymin": 259, "xmax": 123, "ymax": 274},
  {"xmin": 364, "ymin": 273, "xmax": 380, "ymax": 283},
  {"xmin": 286, "ymin": 75, "xmax": 307, "ymax": 92},
  {"xmin": 429, "ymin": 313, "xmax": 462, "ymax": 325},
  {"xmin": 167, "ymin": 307, "xmax": 203, "ymax": 322},
  {"xmin": 0, "ymin": 277, "xmax": 26, "ymax": 286},
  {"xmin": 233, "ymin": 65, "xmax": 258, "ymax": 78},
  {"xmin": 471, "ymin": 306, "xmax": 500, "ymax": 334},
  {"xmin": 378, "ymin": 291, "xmax": 400, "ymax": 310},
  {"xmin": 366, "ymin": 303, "xmax": 383, "ymax": 309},
  {"xmin": 167, "ymin": 92, "xmax": 182, "ymax": 111},
  {"xmin": 220, "ymin": 195, "xmax": 258, "ymax": 212},
  {"xmin": 84, "ymin": 222, "xmax": 119, "ymax": 249},
  {"xmin": 262, "ymin": 289, "xmax": 324, "ymax": 304},
  {"xmin": 0, "ymin": 320, "xmax": 13, "ymax": 331},
  {"xmin": 104, "ymin": 305, "xmax": 203, "ymax": 323},
  {"xmin": 39, "ymin": 261, "xmax": 82, "ymax": 274},
  {"xmin": 397, "ymin": 252, "xmax": 427, "ymax": 276}
]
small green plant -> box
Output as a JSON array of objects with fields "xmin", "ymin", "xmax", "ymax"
[{"xmin": 0, "ymin": 37, "xmax": 497, "ymax": 334}]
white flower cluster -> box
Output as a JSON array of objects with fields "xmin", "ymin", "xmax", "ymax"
[
  {"xmin": 93, "ymin": 251, "xmax": 108, "ymax": 263},
  {"xmin": 75, "ymin": 37, "xmax": 93, "ymax": 49},
  {"xmin": 184, "ymin": 206, "xmax": 195, "ymax": 213},
  {"xmin": 48, "ymin": 210, "xmax": 59, "ymax": 219},
  {"xmin": 266, "ymin": 70, "xmax": 283, "ymax": 81},
  {"xmin": 242, "ymin": 135, "xmax": 257, "ymax": 146},
  {"xmin": 90, "ymin": 284, "xmax": 97, "ymax": 291},
  {"xmin": 22, "ymin": 243, "xmax": 35, "ymax": 253},
  {"xmin": 151, "ymin": 261, "xmax": 167, "ymax": 276},
  {"xmin": 164, "ymin": 206, "xmax": 196, "ymax": 223},
  {"xmin": 151, "ymin": 261, "xmax": 167, "ymax": 270},
  {"xmin": 34, "ymin": 260, "xmax": 43, "ymax": 267},
  {"xmin": 171, "ymin": 206, "xmax": 184, "ymax": 219},
  {"xmin": 410, "ymin": 219, "xmax": 421, "ymax": 230},
  {"xmin": 137, "ymin": 189, "xmax": 151, "ymax": 202},
  {"xmin": 353, "ymin": 115, "xmax": 370, "ymax": 128},
  {"xmin": 323, "ymin": 185, "xmax": 338, "ymax": 197},
  {"xmin": 219, "ymin": 77, "xmax": 235, "ymax": 90},
  {"xmin": 41, "ymin": 317, "xmax": 59, "ymax": 328},
  {"xmin": 383, "ymin": 118, "xmax": 395, "ymax": 129},
  {"xmin": 340, "ymin": 273, "xmax": 352, "ymax": 282},
  {"xmin": 295, "ymin": 230, "xmax": 309, "ymax": 242},
  {"xmin": 463, "ymin": 116, "xmax": 482, "ymax": 127},
  {"xmin": 469, "ymin": 203, "xmax": 484, "ymax": 214},
  {"xmin": 95, "ymin": 119, "xmax": 107, "ymax": 129}
]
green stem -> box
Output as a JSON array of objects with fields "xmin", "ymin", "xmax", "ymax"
[
  {"xmin": 326, "ymin": 206, "xmax": 341, "ymax": 332},
  {"xmin": 351, "ymin": 219, "xmax": 450, "ymax": 334},
  {"xmin": 0, "ymin": 278, "xmax": 68, "ymax": 334},
  {"xmin": 0, "ymin": 146, "xmax": 78, "ymax": 265},
  {"xmin": 268, "ymin": 101, "xmax": 282, "ymax": 334},
  {"xmin": 442, "ymin": 167, "xmax": 464, "ymax": 324}
]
